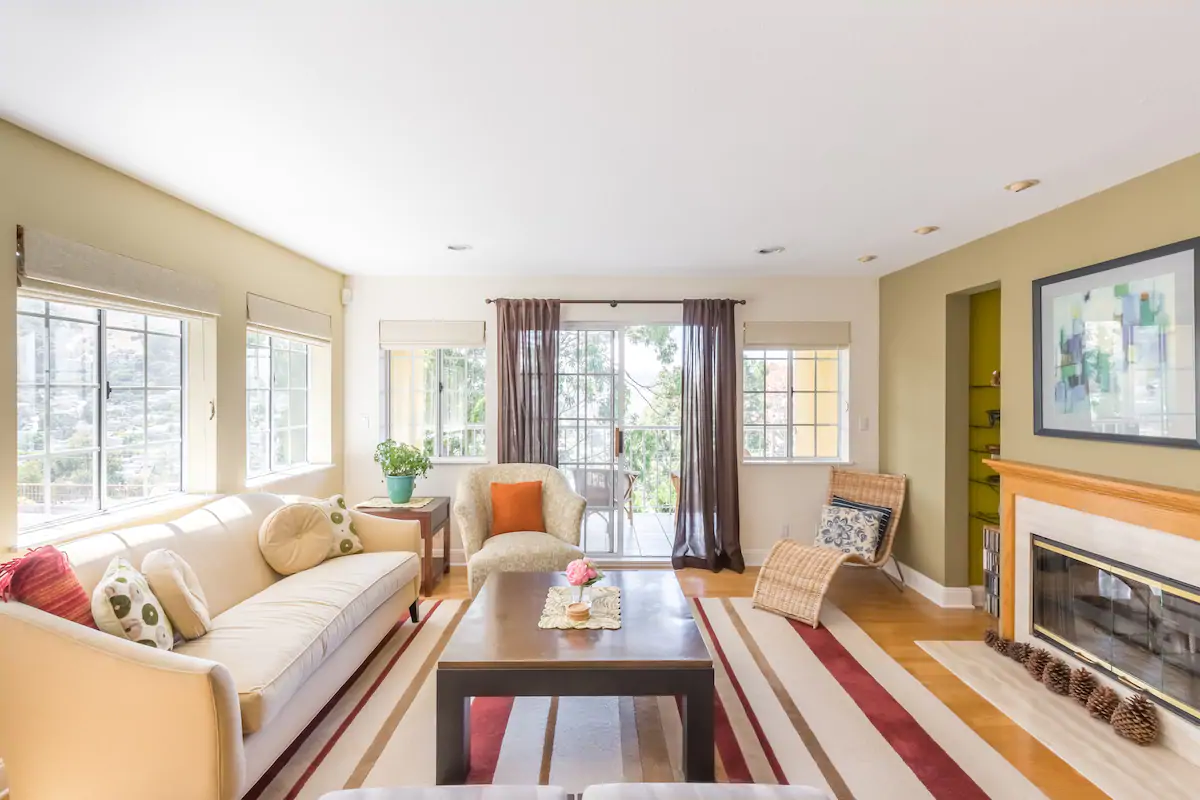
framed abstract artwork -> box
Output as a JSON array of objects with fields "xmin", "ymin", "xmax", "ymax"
[{"xmin": 1033, "ymin": 237, "xmax": 1200, "ymax": 448}]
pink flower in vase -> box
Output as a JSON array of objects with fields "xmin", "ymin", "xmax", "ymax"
[{"xmin": 565, "ymin": 558, "xmax": 605, "ymax": 604}]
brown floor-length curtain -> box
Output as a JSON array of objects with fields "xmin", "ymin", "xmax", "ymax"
[
  {"xmin": 495, "ymin": 299, "xmax": 561, "ymax": 465},
  {"xmin": 673, "ymin": 299, "xmax": 744, "ymax": 572}
]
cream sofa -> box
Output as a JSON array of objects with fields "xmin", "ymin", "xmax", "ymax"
[
  {"xmin": 0, "ymin": 493, "xmax": 422, "ymax": 800},
  {"xmin": 453, "ymin": 464, "xmax": 586, "ymax": 596}
]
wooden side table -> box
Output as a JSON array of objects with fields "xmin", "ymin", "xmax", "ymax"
[{"xmin": 358, "ymin": 496, "xmax": 451, "ymax": 596}]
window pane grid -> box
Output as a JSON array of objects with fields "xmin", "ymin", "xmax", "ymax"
[
  {"xmin": 744, "ymin": 347, "xmax": 846, "ymax": 463},
  {"xmin": 247, "ymin": 333, "xmax": 310, "ymax": 478},
  {"xmin": 385, "ymin": 347, "xmax": 485, "ymax": 459},
  {"xmin": 17, "ymin": 299, "xmax": 184, "ymax": 532}
]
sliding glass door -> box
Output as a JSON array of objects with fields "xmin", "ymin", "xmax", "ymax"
[{"xmin": 556, "ymin": 324, "xmax": 682, "ymax": 559}]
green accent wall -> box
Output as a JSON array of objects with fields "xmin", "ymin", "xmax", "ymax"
[{"xmin": 968, "ymin": 289, "xmax": 1000, "ymax": 586}]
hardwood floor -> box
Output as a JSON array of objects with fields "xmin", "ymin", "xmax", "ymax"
[{"xmin": 429, "ymin": 564, "xmax": 1104, "ymax": 799}]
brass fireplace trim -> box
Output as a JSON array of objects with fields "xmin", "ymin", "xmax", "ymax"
[
  {"xmin": 986, "ymin": 458, "xmax": 1200, "ymax": 638},
  {"xmin": 1032, "ymin": 538, "xmax": 1200, "ymax": 723}
]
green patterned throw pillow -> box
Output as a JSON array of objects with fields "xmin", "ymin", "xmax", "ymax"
[
  {"xmin": 91, "ymin": 557, "xmax": 175, "ymax": 650},
  {"xmin": 320, "ymin": 494, "xmax": 364, "ymax": 558}
]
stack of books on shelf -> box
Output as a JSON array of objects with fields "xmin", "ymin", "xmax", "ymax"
[{"xmin": 982, "ymin": 524, "xmax": 1001, "ymax": 618}]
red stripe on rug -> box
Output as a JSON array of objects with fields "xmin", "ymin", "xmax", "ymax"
[
  {"xmin": 248, "ymin": 600, "xmax": 444, "ymax": 800},
  {"xmin": 693, "ymin": 600, "xmax": 788, "ymax": 784},
  {"xmin": 673, "ymin": 691, "xmax": 751, "ymax": 783},
  {"xmin": 465, "ymin": 696, "xmax": 517, "ymax": 784},
  {"xmin": 788, "ymin": 619, "xmax": 988, "ymax": 799}
]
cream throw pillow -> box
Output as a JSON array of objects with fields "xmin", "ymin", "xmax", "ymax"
[
  {"xmin": 259, "ymin": 502, "xmax": 334, "ymax": 575},
  {"xmin": 142, "ymin": 549, "xmax": 211, "ymax": 640},
  {"xmin": 91, "ymin": 557, "xmax": 174, "ymax": 650}
]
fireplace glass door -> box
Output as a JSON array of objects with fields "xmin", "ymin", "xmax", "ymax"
[{"xmin": 1032, "ymin": 536, "xmax": 1200, "ymax": 722}]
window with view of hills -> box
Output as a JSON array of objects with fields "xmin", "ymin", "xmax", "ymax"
[{"xmin": 16, "ymin": 296, "xmax": 185, "ymax": 530}]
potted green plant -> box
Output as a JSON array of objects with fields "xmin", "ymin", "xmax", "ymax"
[{"xmin": 373, "ymin": 439, "xmax": 431, "ymax": 503}]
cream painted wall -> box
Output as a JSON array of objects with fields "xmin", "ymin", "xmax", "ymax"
[
  {"xmin": 880, "ymin": 151, "xmax": 1200, "ymax": 588},
  {"xmin": 0, "ymin": 120, "xmax": 345, "ymax": 550},
  {"xmin": 344, "ymin": 275, "xmax": 880, "ymax": 564}
]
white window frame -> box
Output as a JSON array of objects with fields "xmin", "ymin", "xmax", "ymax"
[
  {"xmin": 742, "ymin": 347, "xmax": 850, "ymax": 464},
  {"xmin": 16, "ymin": 295, "xmax": 187, "ymax": 533},
  {"xmin": 381, "ymin": 347, "xmax": 487, "ymax": 461},
  {"xmin": 246, "ymin": 332, "xmax": 311, "ymax": 479}
]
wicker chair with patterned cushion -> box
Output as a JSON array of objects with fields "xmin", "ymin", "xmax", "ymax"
[{"xmin": 753, "ymin": 467, "xmax": 908, "ymax": 627}]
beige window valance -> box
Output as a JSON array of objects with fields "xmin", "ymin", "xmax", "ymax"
[
  {"xmin": 379, "ymin": 320, "xmax": 486, "ymax": 349},
  {"xmin": 17, "ymin": 226, "xmax": 221, "ymax": 317},
  {"xmin": 743, "ymin": 321, "xmax": 851, "ymax": 349},
  {"xmin": 246, "ymin": 293, "xmax": 332, "ymax": 343}
]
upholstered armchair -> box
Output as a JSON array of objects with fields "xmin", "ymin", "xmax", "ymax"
[{"xmin": 453, "ymin": 464, "xmax": 587, "ymax": 596}]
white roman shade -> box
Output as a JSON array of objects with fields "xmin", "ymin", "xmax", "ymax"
[
  {"xmin": 379, "ymin": 320, "xmax": 486, "ymax": 349},
  {"xmin": 246, "ymin": 293, "xmax": 332, "ymax": 343},
  {"xmin": 743, "ymin": 321, "xmax": 851, "ymax": 349},
  {"xmin": 17, "ymin": 226, "xmax": 221, "ymax": 316}
]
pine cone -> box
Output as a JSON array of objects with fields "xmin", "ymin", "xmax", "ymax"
[
  {"xmin": 1112, "ymin": 694, "xmax": 1160, "ymax": 746},
  {"xmin": 1042, "ymin": 658, "xmax": 1071, "ymax": 695},
  {"xmin": 994, "ymin": 637, "xmax": 1013, "ymax": 657},
  {"xmin": 1025, "ymin": 647, "xmax": 1051, "ymax": 681},
  {"xmin": 984, "ymin": 629, "xmax": 999, "ymax": 648},
  {"xmin": 1008, "ymin": 641, "xmax": 1031, "ymax": 665},
  {"xmin": 1087, "ymin": 686, "xmax": 1120, "ymax": 722},
  {"xmin": 1069, "ymin": 667, "xmax": 1096, "ymax": 706}
]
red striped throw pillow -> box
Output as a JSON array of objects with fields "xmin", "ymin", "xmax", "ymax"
[{"xmin": 0, "ymin": 546, "xmax": 98, "ymax": 628}]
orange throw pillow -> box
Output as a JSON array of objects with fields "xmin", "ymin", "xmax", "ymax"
[{"xmin": 490, "ymin": 481, "xmax": 546, "ymax": 537}]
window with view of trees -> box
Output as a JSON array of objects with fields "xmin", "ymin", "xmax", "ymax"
[
  {"xmin": 743, "ymin": 348, "xmax": 848, "ymax": 461},
  {"xmin": 247, "ymin": 332, "xmax": 310, "ymax": 478},
  {"xmin": 384, "ymin": 348, "xmax": 485, "ymax": 458},
  {"xmin": 17, "ymin": 297, "xmax": 185, "ymax": 530}
]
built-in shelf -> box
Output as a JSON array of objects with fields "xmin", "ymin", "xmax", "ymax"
[
  {"xmin": 969, "ymin": 478, "xmax": 1000, "ymax": 489},
  {"xmin": 970, "ymin": 449, "xmax": 1001, "ymax": 456},
  {"xmin": 969, "ymin": 384, "xmax": 1001, "ymax": 389},
  {"xmin": 971, "ymin": 512, "xmax": 1000, "ymax": 525},
  {"xmin": 969, "ymin": 424, "xmax": 1001, "ymax": 430}
]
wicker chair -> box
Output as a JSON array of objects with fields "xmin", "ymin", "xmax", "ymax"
[{"xmin": 752, "ymin": 467, "xmax": 908, "ymax": 627}]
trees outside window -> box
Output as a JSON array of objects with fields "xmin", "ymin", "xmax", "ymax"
[
  {"xmin": 384, "ymin": 347, "xmax": 485, "ymax": 459},
  {"xmin": 17, "ymin": 297, "xmax": 184, "ymax": 531},
  {"xmin": 247, "ymin": 332, "xmax": 309, "ymax": 478}
]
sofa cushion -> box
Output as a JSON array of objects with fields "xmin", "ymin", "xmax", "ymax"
[
  {"xmin": 259, "ymin": 502, "xmax": 334, "ymax": 575},
  {"xmin": 175, "ymin": 551, "xmax": 418, "ymax": 733},
  {"xmin": 467, "ymin": 530, "xmax": 582, "ymax": 596}
]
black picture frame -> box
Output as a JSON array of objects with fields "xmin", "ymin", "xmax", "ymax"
[{"xmin": 1032, "ymin": 236, "xmax": 1200, "ymax": 449}]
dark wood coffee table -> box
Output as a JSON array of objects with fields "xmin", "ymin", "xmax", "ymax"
[{"xmin": 435, "ymin": 570, "xmax": 714, "ymax": 784}]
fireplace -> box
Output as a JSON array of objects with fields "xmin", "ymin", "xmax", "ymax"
[{"xmin": 1032, "ymin": 535, "xmax": 1200, "ymax": 723}]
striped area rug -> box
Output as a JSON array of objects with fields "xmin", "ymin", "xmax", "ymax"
[{"xmin": 247, "ymin": 597, "xmax": 1046, "ymax": 799}]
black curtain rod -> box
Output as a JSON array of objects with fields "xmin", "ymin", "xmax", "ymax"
[{"xmin": 485, "ymin": 298, "xmax": 746, "ymax": 307}]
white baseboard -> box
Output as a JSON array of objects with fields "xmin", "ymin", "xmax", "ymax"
[
  {"xmin": 881, "ymin": 559, "xmax": 976, "ymax": 609},
  {"xmin": 970, "ymin": 584, "xmax": 985, "ymax": 608}
]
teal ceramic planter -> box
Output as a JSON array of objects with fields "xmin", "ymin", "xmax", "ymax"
[{"xmin": 386, "ymin": 475, "xmax": 415, "ymax": 503}]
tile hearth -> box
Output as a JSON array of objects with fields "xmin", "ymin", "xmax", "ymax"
[{"xmin": 920, "ymin": 640, "xmax": 1200, "ymax": 800}]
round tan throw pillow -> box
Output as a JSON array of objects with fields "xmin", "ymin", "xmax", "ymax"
[
  {"xmin": 141, "ymin": 549, "xmax": 211, "ymax": 640},
  {"xmin": 259, "ymin": 502, "xmax": 334, "ymax": 575}
]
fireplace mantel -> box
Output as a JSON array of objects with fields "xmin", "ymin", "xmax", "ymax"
[{"xmin": 986, "ymin": 459, "xmax": 1200, "ymax": 638}]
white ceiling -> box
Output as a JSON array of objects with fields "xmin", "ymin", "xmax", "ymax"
[{"xmin": 2, "ymin": 2, "xmax": 1200, "ymax": 278}]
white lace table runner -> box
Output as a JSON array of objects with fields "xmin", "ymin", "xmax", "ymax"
[{"xmin": 537, "ymin": 586, "xmax": 622, "ymax": 630}]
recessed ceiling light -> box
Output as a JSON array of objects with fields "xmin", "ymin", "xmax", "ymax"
[
  {"xmin": 858, "ymin": 254, "xmax": 878, "ymax": 263},
  {"xmin": 447, "ymin": 244, "xmax": 472, "ymax": 251},
  {"xmin": 1004, "ymin": 179, "xmax": 1041, "ymax": 193},
  {"xmin": 913, "ymin": 226, "xmax": 940, "ymax": 236},
  {"xmin": 757, "ymin": 246, "xmax": 785, "ymax": 255}
]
